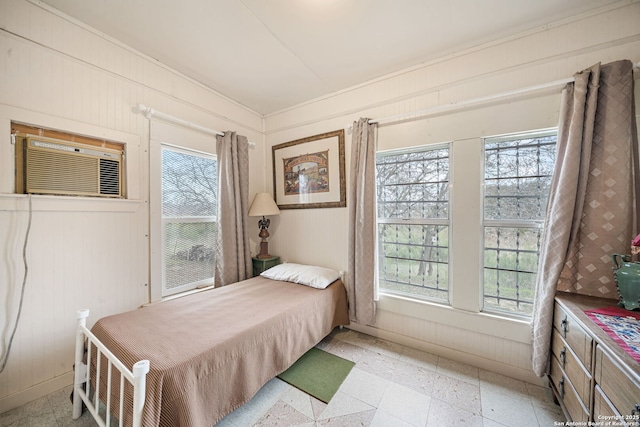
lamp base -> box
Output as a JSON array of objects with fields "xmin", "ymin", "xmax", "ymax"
[
  {"xmin": 257, "ymin": 241, "xmax": 272, "ymax": 259},
  {"xmin": 256, "ymin": 222, "xmax": 273, "ymax": 259}
]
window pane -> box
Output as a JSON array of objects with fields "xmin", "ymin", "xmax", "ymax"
[
  {"xmin": 378, "ymin": 224, "xmax": 449, "ymax": 301},
  {"xmin": 376, "ymin": 145, "xmax": 450, "ymax": 303},
  {"xmin": 163, "ymin": 149, "xmax": 217, "ymax": 217},
  {"xmin": 162, "ymin": 147, "xmax": 217, "ymax": 294},
  {"xmin": 377, "ymin": 148, "xmax": 449, "ymax": 220},
  {"xmin": 165, "ymin": 221, "xmax": 216, "ymax": 290},
  {"xmin": 484, "ymin": 134, "xmax": 556, "ymax": 220},
  {"xmin": 483, "ymin": 226, "xmax": 541, "ymax": 316},
  {"xmin": 483, "ymin": 131, "xmax": 556, "ymax": 317}
]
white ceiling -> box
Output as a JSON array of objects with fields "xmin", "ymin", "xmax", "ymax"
[{"xmin": 41, "ymin": 0, "xmax": 622, "ymax": 115}]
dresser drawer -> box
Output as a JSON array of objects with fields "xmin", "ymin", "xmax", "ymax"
[
  {"xmin": 551, "ymin": 329, "xmax": 591, "ymax": 406},
  {"xmin": 550, "ymin": 354, "xmax": 590, "ymax": 423},
  {"xmin": 594, "ymin": 384, "xmax": 619, "ymax": 419},
  {"xmin": 594, "ymin": 346, "xmax": 640, "ymax": 422},
  {"xmin": 554, "ymin": 303, "xmax": 593, "ymax": 370},
  {"xmin": 593, "ymin": 385, "xmax": 636, "ymax": 427}
]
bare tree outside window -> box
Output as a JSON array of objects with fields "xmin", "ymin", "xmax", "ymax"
[
  {"xmin": 483, "ymin": 131, "xmax": 557, "ymax": 317},
  {"xmin": 162, "ymin": 147, "xmax": 217, "ymax": 293},
  {"xmin": 376, "ymin": 146, "xmax": 450, "ymax": 302}
]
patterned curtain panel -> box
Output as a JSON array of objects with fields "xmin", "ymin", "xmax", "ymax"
[
  {"xmin": 214, "ymin": 131, "xmax": 252, "ymax": 286},
  {"xmin": 347, "ymin": 118, "xmax": 378, "ymax": 325},
  {"xmin": 531, "ymin": 60, "xmax": 640, "ymax": 377}
]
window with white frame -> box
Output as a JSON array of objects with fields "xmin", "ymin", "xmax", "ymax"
[
  {"xmin": 160, "ymin": 145, "xmax": 217, "ymax": 296},
  {"xmin": 482, "ymin": 130, "xmax": 557, "ymax": 317},
  {"xmin": 376, "ymin": 145, "xmax": 450, "ymax": 302}
]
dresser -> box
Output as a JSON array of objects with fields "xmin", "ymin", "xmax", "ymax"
[{"xmin": 551, "ymin": 293, "xmax": 640, "ymax": 426}]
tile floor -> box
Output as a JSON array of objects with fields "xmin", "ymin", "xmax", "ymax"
[{"xmin": 1, "ymin": 328, "xmax": 566, "ymax": 426}]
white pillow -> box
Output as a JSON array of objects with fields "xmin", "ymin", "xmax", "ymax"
[{"xmin": 260, "ymin": 263, "xmax": 341, "ymax": 289}]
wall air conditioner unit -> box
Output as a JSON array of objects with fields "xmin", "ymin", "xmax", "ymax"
[{"xmin": 15, "ymin": 135, "xmax": 124, "ymax": 198}]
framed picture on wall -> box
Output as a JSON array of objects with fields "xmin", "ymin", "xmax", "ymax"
[{"xmin": 272, "ymin": 129, "xmax": 346, "ymax": 209}]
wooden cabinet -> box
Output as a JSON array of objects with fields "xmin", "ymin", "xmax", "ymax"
[{"xmin": 552, "ymin": 294, "xmax": 640, "ymax": 426}]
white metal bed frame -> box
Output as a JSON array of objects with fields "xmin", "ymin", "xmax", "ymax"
[{"xmin": 73, "ymin": 309, "xmax": 150, "ymax": 427}]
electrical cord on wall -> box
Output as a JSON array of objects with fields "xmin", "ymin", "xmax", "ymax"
[{"xmin": 0, "ymin": 194, "xmax": 32, "ymax": 373}]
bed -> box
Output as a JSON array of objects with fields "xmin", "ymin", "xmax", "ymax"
[{"xmin": 72, "ymin": 263, "xmax": 349, "ymax": 427}]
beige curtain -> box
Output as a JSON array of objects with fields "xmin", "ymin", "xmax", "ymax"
[
  {"xmin": 531, "ymin": 60, "xmax": 639, "ymax": 377},
  {"xmin": 347, "ymin": 118, "xmax": 378, "ymax": 325},
  {"xmin": 214, "ymin": 131, "xmax": 252, "ymax": 286}
]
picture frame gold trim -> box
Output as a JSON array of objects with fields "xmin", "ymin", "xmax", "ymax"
[{"xmin": 272, "ymin": 129, "xmax": 346, "ymax": 209}]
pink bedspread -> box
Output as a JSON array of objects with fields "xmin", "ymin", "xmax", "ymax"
[{"xmin": 90, "ymin": 276, "xmax": 349, "ymax": 426}]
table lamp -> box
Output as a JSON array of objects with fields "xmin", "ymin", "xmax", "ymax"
[{"xmin": 248, "ymin": 192, "xmax": 280, "ymax": 259}]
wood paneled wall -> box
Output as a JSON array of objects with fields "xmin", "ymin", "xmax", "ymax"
[{"xmin": 0, "ymin": 0, "xmax": 263, "ymax": 412}]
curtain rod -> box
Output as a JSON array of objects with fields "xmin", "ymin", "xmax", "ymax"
[
  {"xmin": 358, "ymin": 61, "xmax": 640, "ymax": 128},
  {"xmin": 135, "ymin": 103, "xmax": 255, "ymax": 148}
]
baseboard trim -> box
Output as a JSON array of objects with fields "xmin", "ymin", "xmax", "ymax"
[
  {"xmin": 346, "ymin": 323, "xmax": 547, "ymax": 387},
  {"xmin": 0, "ymin": 372, "xmax": 73, "ymax": 414}
]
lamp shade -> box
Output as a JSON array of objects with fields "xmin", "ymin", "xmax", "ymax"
[{"xmin": 248, "ymin": 192, "xmax": 280, "ymax": 217}]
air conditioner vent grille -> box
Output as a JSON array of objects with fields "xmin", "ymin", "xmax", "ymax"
[{"xmin": 100, "ymin": 159, "xmax": 120, "ymax": 195}]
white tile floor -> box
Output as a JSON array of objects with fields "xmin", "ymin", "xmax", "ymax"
[{"xmin": 1, "ymin": 328, "xmax": 566, "ymax": 426}]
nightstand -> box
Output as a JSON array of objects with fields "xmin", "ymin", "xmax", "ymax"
[{"xmin": 252, "ymin": 256, "xmax": 280, "ymax": 277}]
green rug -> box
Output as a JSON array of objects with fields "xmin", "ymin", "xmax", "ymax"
[{"xmin": 277, "ymin": 347, "xmax": 355, "ymax": 403}]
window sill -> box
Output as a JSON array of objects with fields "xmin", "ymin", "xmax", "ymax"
[
  {"xmin": 144, "ymin": 284, "xmax": 215, "ymax": 306},
  {"xmin": 377, "ymin": 292, "xmax": 532, "ymax": 344},
  {"xmin": 0, "ymin": 193, "xmax": 142, "ymax": 212}
]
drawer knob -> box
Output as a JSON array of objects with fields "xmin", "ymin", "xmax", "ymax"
[
  {"xmin": 561, "ymin": 316, "xmax": 568, "ymax": 337},
  {"xmin": 559, "ymin": 377, "xmax": 565, "ymax": 399},
  {"xmin": 560, "ymin": 347, "xmax": 566, "ymax": 368}
]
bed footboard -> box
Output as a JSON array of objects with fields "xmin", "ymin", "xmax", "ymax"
[{"xmin": 73, "ymin": 309, "xmax": 150, "ymax": 427}]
